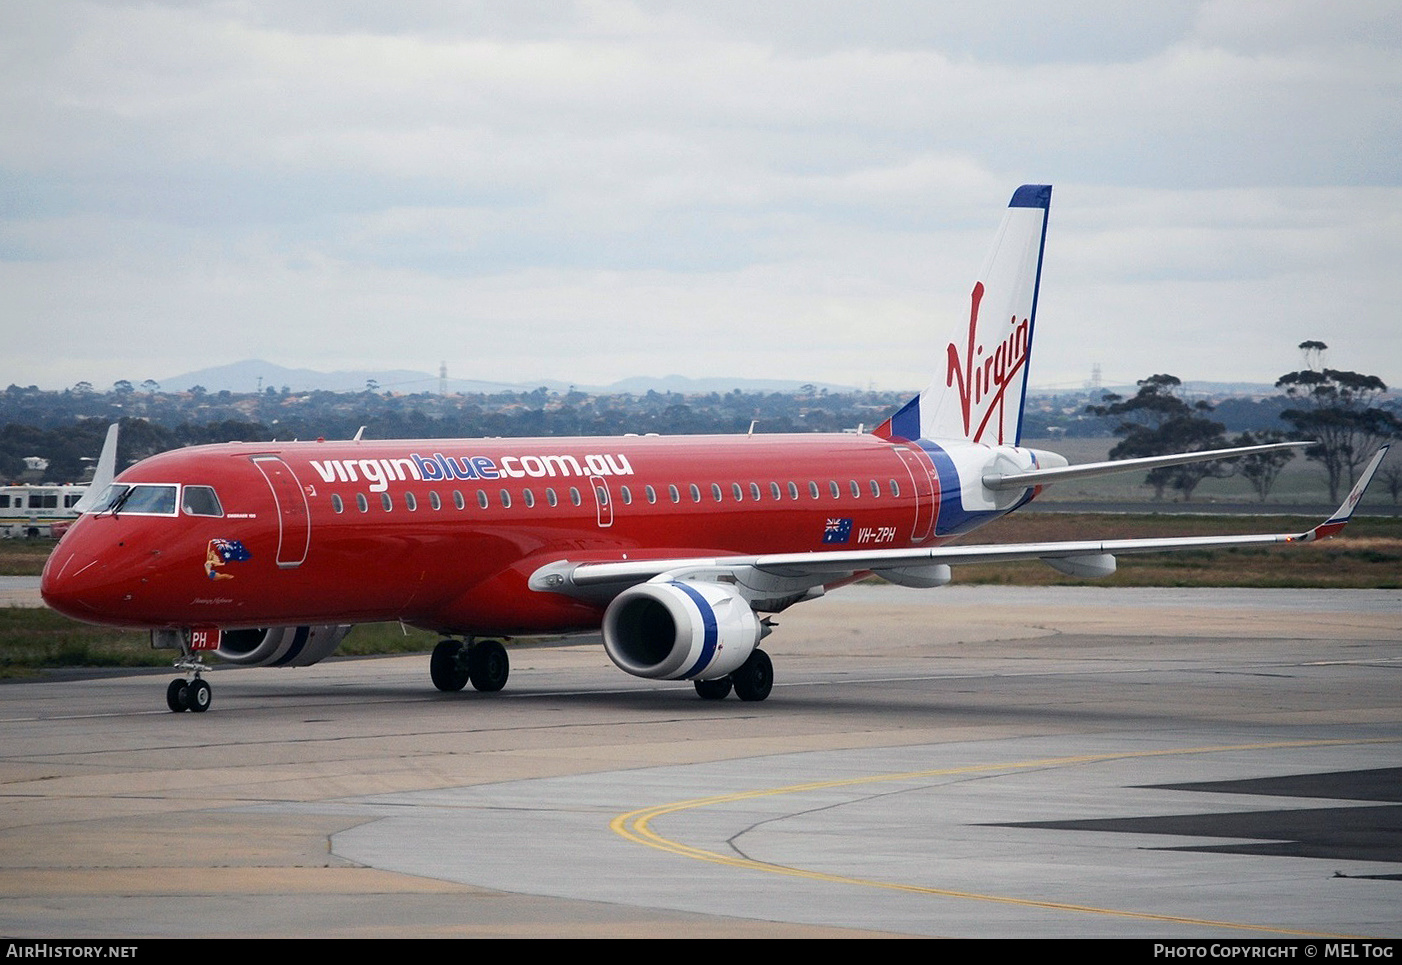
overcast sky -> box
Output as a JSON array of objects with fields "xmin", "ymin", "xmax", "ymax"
[{"xmin": 2, "ymin": 1, "xmax": 1399, "ymax": 395}]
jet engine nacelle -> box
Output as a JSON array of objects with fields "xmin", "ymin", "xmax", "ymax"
[
  {"xmin": 601, "ymin": 580, "xmax": 762, "ymax": 681},
  {"xmin": 214, "ymin": 624, "xmax": 353, "ymax": 667}
]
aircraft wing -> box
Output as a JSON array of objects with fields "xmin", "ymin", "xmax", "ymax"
[{"xmin": 532, "ymin": 446, "xmax": 1388, "ymax": 608}]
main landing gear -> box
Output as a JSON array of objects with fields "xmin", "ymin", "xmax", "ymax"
[
  {"xmin": 431, "ymin": 638, "xmax": 509, "ymax": 694},
  {"xmin": 693, "ymin": 648, "xmax": 773, "ymax": 702}
]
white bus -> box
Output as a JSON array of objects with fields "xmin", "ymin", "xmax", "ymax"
[{"xmin": 0, "ymin": 484, "xmax": 90, "ymax": 538}]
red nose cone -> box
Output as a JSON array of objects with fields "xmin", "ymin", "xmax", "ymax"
[
  {"xmin": 40, "ymin": 518, "xmax": 152, "ymax": 625},
  {"xmin": 41, "ymin": 529, "xmax": 106, "ymax": 620}
]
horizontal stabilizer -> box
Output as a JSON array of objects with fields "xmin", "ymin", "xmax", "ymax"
[{"xmin": 983, "ymin": 441, "xmax": 1308, "ymax": 492}]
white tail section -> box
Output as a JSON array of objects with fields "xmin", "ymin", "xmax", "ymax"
[
  {"xmin": 72, "ymin": 423, "xmax": 119, "ymax": 514},
  {"xmin": 875, "ymin": 184, "xmax": 1051, "ymax": 446}
]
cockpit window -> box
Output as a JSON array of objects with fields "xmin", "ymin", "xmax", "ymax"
[
  {"xmin": 91, "ymin": 485, "xmax": 123, "ymax": 512},
  {"xmin": 181, "ymin": 486, "xmax": 223, "ymax": 517},
  {"xmin": 95, "ymin": 483, "xmax": 178, "ymax": 516}
]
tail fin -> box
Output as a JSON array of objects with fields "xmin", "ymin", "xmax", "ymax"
[
  {"xmin": 72, "ymin": 423, "xmax": 119, "ymax": 514},
  {"xmin": 874, "ymin": 184, "xmax": 1051, "ymax": 446}
]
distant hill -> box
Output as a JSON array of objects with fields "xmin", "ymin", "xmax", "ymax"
[
  {"xmin": 159, "ymin": 360, "xmax": 859, "ymax": 396},
  {"xmin": 159, "ymin": 360, "xmax": 487, "ymax": 395},
  {"xmin": 155, "ymin": 361, "xmax": 1327, "ymax": 400},
  {"xmin": 1028, "ymin": 380, "xmax": 1283, "ymax": 398},
  {"xmin": 595, "ymin": 374, "xmax": 859, "ymax": 395}
]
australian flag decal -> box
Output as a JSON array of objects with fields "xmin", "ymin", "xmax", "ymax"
[
  {"xmin": 205, "ymin": 537, "xmax": 252, "ymax": 581},
  {"xmin": 823, "ymin": 518, "xmax": 853, "ymax": 544},
  {"xmin": 211, "ymin": 538, "xmax": 252, "ymax": 562}
]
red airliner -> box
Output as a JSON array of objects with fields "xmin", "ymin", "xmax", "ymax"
[{"xmin": 41, "ymin": 185, "xmax": 1387, "ymax": 713}]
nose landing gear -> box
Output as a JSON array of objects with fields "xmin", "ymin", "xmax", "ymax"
[
  {"xmin": 163, "ymin": 630, "xmax": 212, "ymax": 713},
  {"xmin": 166, "ymin": 675, "xmax": 211, "ymax": 713}
]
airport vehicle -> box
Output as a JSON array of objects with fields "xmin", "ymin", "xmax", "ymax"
[
  {"xmin": 39, "ymin": 185, "xmax": 1386, "ymax": 712},
  {"xmin": 0, "ymin": 484, "xmax": 88, "ymax": 538},
  {"xmin": 0, "ymin": 426, "xmax": 117, "ymax": 538}
]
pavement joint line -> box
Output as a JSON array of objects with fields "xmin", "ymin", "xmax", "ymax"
[{"xmin": 611, "ymin": 736, "xmax": 1402, "ymax": 939}]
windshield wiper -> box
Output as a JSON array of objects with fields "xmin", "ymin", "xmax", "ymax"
[{"xmin": 105, "ymin": 487, "xmax": 134, "ymax": 519}]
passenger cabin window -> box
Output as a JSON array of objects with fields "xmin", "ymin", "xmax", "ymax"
[
  {"xmin": 405, "ymin": 492, "xmax": 418, "ymax": 511},
  {"xmin": 430, "ymin": 491, "xmax": 442, "ymax": 510},
  {"xmin": 331, "ymin": 494, "xmax": 344, "ymax": 514},
  {"xmin": 356, "ymin": 493, "xmax": 369, "ymax": 513},
  {"xmin": 181, "ymin": 485, "xmax": 223, "ymax": 517}
]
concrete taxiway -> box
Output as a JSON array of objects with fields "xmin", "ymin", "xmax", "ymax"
[{"xmin": 1, "ymin": 585, "xmax": 1399, "ymax": 938}]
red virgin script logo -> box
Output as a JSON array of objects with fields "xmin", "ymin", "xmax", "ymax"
[{"xmin": 945, "ymin": 281, "xmax": 1030, "ymax": 444}]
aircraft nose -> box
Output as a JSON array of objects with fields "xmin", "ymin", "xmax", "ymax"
[
  {"xmin": 40, "ymin": 525, "xmax": 148, "ymax": 623},
  {"xmin": 41, "ymin": 536, "xmax": 107, "ymax": 619}
]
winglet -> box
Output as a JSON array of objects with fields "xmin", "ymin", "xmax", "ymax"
[
  {"xmin": 1293, "ymin": 445, "xmax": 1389, "ymax": 542},
  {"xmin": 71, "ymin": 423, "xmax": 119, "ymax": 514}
]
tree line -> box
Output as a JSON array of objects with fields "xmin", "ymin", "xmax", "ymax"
[
  {"xmin": 1087, "ymin": 342, "xmax": 1400, "ymax": 503},
  {"xmin": 3, "ymin": 344, "xmax": 1397, "ymax": 503}
]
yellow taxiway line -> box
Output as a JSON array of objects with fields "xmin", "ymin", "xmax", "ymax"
[{"xmin": 611, "ymin": 738, "xmax": 1400, "ymax": 938}]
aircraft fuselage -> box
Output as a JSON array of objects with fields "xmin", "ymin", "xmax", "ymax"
[{"xmin": 41, "ymin": 432, "xmax": 1019, "ymax": 637}]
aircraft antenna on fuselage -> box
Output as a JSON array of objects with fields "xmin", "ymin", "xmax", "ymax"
[{"xmin": 873, "ymin": 184, "xmax": 1052, "ymax": 447}]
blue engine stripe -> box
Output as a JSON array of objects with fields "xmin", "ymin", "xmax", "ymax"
[
  {"xmin": 671, "ymin": 582, "xmax": 719, "ymax": 678},
  {"xmin": 272, "ymin": 625, "xmax": 310, "ymax": 666}
]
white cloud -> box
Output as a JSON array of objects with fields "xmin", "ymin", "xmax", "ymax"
[{"xmin": 0, "ymin": 1, "xmax": 1398, "ymax": 393}]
